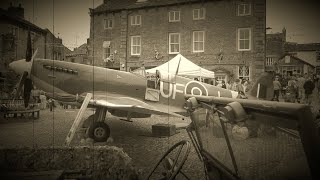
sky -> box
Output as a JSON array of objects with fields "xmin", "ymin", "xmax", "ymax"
[{"xmin": 1, "ymin": 0, "xmax": 320, "ymax": 50}]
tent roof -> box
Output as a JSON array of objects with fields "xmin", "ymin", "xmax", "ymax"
[{"xmin": 146, "ymin": 54, "xmax": 214, "ymax": 78}]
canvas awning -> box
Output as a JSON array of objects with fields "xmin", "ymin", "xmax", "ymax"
[{"xmin": 146, "ymin": 54, "xmax": 214, "ymax": 79}]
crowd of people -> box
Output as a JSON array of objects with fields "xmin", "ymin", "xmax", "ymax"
[
  {"xmin": 0, "ymin": 86, "xmax": 57, "ymax": 111},
  {"xmin": 214, "ymin": 78, "xmax": 250, "ymax": 99},
  {"xmin": 272, "ymin": 73, "xmax": 320, "ymax": 105}
]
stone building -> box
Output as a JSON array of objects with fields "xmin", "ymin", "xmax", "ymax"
[
  {"xmin": 65, "ymin": 43, "xmax": 90, "ymax": 64},
  {"xmin": 266, "ymin": 28, "xmax": 320, "ymax": 76},
  {"xmin": 88, "ymin": 0, "xmax": 266, "ymax": 82},
  {"xmin": 0, "ymin": 3, "xmax": 66, "ymax": 90}
]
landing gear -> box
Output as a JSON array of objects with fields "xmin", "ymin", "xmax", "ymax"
[
  {"xmin": 85, "ymin": 107, "xmax": 110, "ymax": 142},
  {"xmin": 88, "ymin": 122, "xmax": 110, "ymax": 142}
]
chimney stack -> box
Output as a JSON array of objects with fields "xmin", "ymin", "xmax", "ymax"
[{"xmin": 7, "ymin": 2, "xmax": 25, "ymax": 19}]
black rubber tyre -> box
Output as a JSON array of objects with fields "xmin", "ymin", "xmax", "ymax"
[
  {"xmin": 88, "ymin": 122, "xmax": 110, "ymax": 142},
  {"xmin": 82, "ymin": 115, "xmax": 96, "ymax": 128}
]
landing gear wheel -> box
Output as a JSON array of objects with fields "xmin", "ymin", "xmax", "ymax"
[
  {"xmin": 88, "ymin": 122, "xmax": 110, "ymax": 142},
  {"xmin": 145, "ymin": 140, "xmax": 191, "ymax": 180}
]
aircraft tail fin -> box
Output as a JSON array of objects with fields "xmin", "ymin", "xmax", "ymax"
[{"xmin": 247, "ymin": 72, "xmax": 275, "ymax": 100}]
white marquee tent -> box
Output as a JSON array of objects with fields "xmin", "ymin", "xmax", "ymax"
[{"xmin": 146, "ymin": 54, "xmax": 215, "ymax": 79}]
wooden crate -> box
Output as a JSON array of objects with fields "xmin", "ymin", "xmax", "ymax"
[{"xmin": 152, "ymin": 123, "xmax": 176, "ymax": 137}]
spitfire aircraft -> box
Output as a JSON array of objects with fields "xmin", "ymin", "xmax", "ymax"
[
  {"xmin": 7, "ymin": 32, "xmax": 320, "ymax": 180},
  {"xmin": 9, "ymin": 32, "xmax": 245, "ymax": 142}
]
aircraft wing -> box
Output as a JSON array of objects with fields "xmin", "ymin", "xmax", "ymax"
[
  {"xmin": 85, "ymin": 92, "xmax": 184, "ymax": 118},
  {"xmin": 44, "ymin": 91, "xmax": 184, "ymax": 117}
]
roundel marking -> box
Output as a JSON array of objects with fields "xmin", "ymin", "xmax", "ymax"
[
  {"xmin": 184, "ymin": 81, "xmax": 208, "ymax": 96},
  {"xmin": 191, "ymin": 87, "xmax": 202, "ymax": 96}
]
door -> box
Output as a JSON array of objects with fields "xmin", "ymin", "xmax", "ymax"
[{"xmin": 145, "ymin": 79, "xmax": 160, "ymax": 101}]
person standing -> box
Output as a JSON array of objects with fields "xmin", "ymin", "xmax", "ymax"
[
  {"xmin": 304, "ymin": 76, "xmax": 315, "ymax": 105},
  {"xmin": 272, "ymin": 76, "xmax": 281, "ymax": 101},
  {"xmin": 11, "ymin": 87, "xmax": 17, "ymax": 99},
  {"xmin": 221, "ymin": 80, "xmax": 227, "ymax": 89},
  {"xmin": 287, "ymin": 76, "xmax": 298, "ymax": 103},
  {"xmin": 39, "ymin": 91, "xmax": 47, "ymax": 110},
  {"xmin": 235, "ymin": 79, "xmax": 246, "ymax": 99},
  {"xmin": 242, "ymin": 79, "xmax": 248, "ymax": 93},
  {"xmin": 48, "ymin": 98, "xmax": 54, "ymax": 112},
  {"xmin": 296, "ymin": 74, "xmax": 306, "ymax": 103}
]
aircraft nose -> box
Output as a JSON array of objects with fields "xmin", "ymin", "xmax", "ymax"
[{"xmin": 9, "ymin": 59, "xmax": 28, "ymax": 75}]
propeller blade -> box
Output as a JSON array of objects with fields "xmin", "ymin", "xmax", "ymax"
[
  {"xmin": 26, "ymin": 30, "xmax": 32, "ymax": 62},
  {"xmin": 14, "ymin": 71, "xmax": 28, "ymax": 100}
]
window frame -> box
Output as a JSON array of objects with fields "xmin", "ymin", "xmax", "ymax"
[
  {"xmin": 169, "ymin": 33, "xmax": 180, "ymax": 54},
  {"xmin": 131, "ymin": 36, "xmax": 141, "ymax": 56},
  {"xmin": 238, "ymin": 65, "xmax": 250, "ymax": 80},
  {"xmin": 237, "ymin": 3, "xmax": 251, "ymax": 16},
  {"xmin": 130, "ymin": 15, "xmax": 141, "ymax": 26},
  {"xmin": 168, "ymin": 11, "xmax": 180, "ymax": 22},
  {"xmin": 266, "ymin": 57, "xmax": 275, "ymax": 66},
  {"xmin": 104, "ymin": 19, "xmax": 114, "ymax": 29},
  {"xmin": 193, "ymin": 8, "xmax": 205, "ymax": 20},
  {"xmin": 237, "ymin": 28, "xmax": 252, "ymax": 51},
  {"xmin": 103, "ymin": 46, "xmax": 111, "ymax": 60},
  {"xmin": 193, "ymin": 31, "xmax": 205, "ymax": 53}
]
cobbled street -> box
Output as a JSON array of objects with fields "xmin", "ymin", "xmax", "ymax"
[{"xmin": 1, "ymin": 88, "xmax": 319, "ymax": 180}]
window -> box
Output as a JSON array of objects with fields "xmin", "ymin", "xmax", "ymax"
[
  {"xmin": 131, "ymin": 36, "xmax": 141, "ymax": 55},
  {"xmin": 238, "ymin": 65, "xmax": 250, "ymax": 80},
  {"xmin": 131, "ymin": 15, "xmax": 141, "ymax": 25},
  {"xmin": 281, "ymin": 66, "xmax": 302, "ymax": 75},
  {"xmin": 285, "ymin": 56, "xmax": 290, "ymax": 63},
  {"xmin": 266, "ymin": 57, "xmax": 275, "ymax": 66},
  {"xmin": 103, "ymin": 41, "xmax": 111, "ymax": 60},
  {"xmin": 104, "ymin": 19, "xmax": 114, "ymax": 29},
  {"xmin": 11, "ymin": 26, "xmax": 18, "ymax": 38},
  {"xmin": 238, "ymin": 28, "xmax": 251, "ymax": 51},
  {"xmin": 193, "ymin": 31, "xmax": 205, "ymax": 52},
  {"xmin": 193, "ymin": 8, "xmax": 205, "ymax": 20},
  {"xmin": 237, "ymin": 3, "xmax": 251, "ymax": 16},
  {"xmin": 316, "ymin": 51, "xmax": 320, "ymax": 61},
  {"xmin": 169, "ymin": 11, "xmax": 180, "ymax": 22},
  {"xmin": 104, "ymin": 47, "xmax": 111, "ymax": 60},
  {"xmin": 169, "ymin": 33, "xmax": 180, "ymax": 54}
]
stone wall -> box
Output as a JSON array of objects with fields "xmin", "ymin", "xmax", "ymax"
[
  {"xmin": 89, "ymin": 0, "xmax": 266, "ymax": 81},
  {"xmin": 0, "ymin": 146, "xmax": 138, "ymax": 179}
]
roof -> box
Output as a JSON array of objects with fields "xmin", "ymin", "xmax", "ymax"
[
  {"xmin": 266, "ymin": 33, "xmax": 285, "ymax": 41},
  {"xmin": 93, "ymin": 0, "xmax": 208, "ymax": 14},
  {"xmin": 285, "ymin": 42, "xmax": 320, "ymax": 52},
  {"xmin": 0, "ymin": 8, "xmax": 46, "ymax": 34},
  {"xmin": 278, "ymin": 54, "xmax": 315, "ymax": 68}
]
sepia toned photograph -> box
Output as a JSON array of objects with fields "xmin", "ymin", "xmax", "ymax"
[{"xmin": 0, "ymin": 0, "xmax": 319, "ymax": 179}]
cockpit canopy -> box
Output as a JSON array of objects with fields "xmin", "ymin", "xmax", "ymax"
[{"xmin": 146, "ymin": 70, "xmax": 176, "ymax": 84}]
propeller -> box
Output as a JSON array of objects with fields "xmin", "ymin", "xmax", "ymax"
[{"xmin": 13, "ymin": 30, "xmax": 38, "ymax": 108}]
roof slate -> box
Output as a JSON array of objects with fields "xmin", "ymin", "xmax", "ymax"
[
  {"xmin": 93, "ymin": 0, "xmax": 205, "ymax": 14},
  {"xmin": 285, "ymin": 42, "xmax": 320, "ymax": 52},
  {"xmin": 0, "ymin": 8, "xmax": 46, "ymax": 33}
]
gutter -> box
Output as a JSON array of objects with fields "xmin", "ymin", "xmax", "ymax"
[{"xmin": 125, "ymin": 10, "xmax": 133, "ymax": 71}]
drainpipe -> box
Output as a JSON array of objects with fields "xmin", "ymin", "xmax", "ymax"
[{"xmin": 125, "ymin": 10, "xmax": 133, "ymax": 71}]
